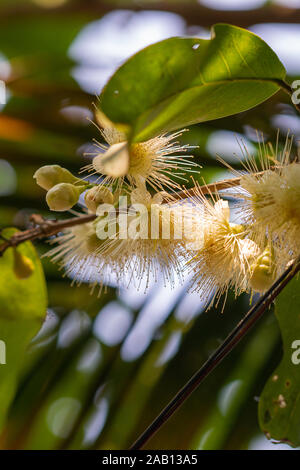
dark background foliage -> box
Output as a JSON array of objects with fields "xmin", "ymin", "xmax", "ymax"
[{"xmin": 0, "ymin": 0, "xmax": 299, "ymax": 450}]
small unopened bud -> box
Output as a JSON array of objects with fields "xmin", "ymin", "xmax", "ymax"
[
  {"xmin": 34, "ymin": 165, "xmax": 81, "ymax": 191},
  {"xmin": 46, "ymin": 183, "xmax": 84, "ymax": 212},
  {"xmin": 130, "ymin": 187, "xmax": 152, "ymax": 206},
  {"xmin": 13, "ymin": 249, "xmax": 34, "ymax": 279},
  {"xmin": 84, "ymin": 186, "xmax": 114, "ymax": 213},
  {"xmin": 250, "ymin": 246, "xmax": 276, "ymax": 292}
]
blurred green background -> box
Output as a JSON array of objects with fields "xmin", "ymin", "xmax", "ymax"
[{"xmin": 0, "ymin": 0, "xmax": 299, "ymax": 450}]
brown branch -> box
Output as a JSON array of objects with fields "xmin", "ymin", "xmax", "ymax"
[
  {"xmin": 170, "ymin": 175, "xmax": 242, "ymax": 201},
  {"xmin": 1, "ymin": 1, "xmax": 300, "ymax": 29},
  {"xmin": 0, "ymin": 213, "xmax": 97, "ymax": 256}
]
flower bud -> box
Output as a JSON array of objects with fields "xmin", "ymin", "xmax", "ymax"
[
  {"xmin": 34, "ymin": 165, "xmax": 81, "ymax": 191},
  {"xmin": 13, "ymin": 249, "xmax": 34, "ymax": 279},
  {"xmin": 130, "ymin": 187, "xmax": 152, "ymax": 206},
  {"xmin": 46, "ymin": 183, "xmax": 84, "ymax": 212},
  {"xmin": 249, "ymin": 247, "xmax": 276, "ymax": 292},
  {"xmin": 84, "ymin": 186, "xmax": 114, "ymax": 213}
]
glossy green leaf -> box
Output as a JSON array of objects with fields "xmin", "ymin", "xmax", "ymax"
[
  {"xmin": 258, "ymin": 276, "xmax": 300, "ymax": 447},
  {"xmin": 0, "ymin": 229, "xmax": 47, "ymax": 429},
  {"xmin": 100, "ymin": 24, "xmax": 286, "ymax": 142}
]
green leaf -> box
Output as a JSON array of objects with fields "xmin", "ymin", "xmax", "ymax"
[
  {"xmin": 100, "ymin": 23, "xmax": 286, "ymax": 142},
  {"xmin": 0, "ymin": 229, "xmax": 47, "ymax": 429},
  {"xmin": 258, "ymin": 276, "xmax": 300, "ymax": 447}
]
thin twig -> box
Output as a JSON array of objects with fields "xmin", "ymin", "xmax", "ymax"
[
  {"xmin": 130, "ymin": 257, "xmax": 300, "ymax": 450},
  {"xmin": 3, "ymin": 1, "xmax": 300, "ymax": 28},
  {"xmin": 169, "ymin": 175, "xmax": 242, "ymax": 201},
  {"xmin": 0, "ymin": 213, "xmax": 97, "ymax": 256}
]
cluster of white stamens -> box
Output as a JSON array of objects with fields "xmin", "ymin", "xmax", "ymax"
[
  {"xmin": 82, "ymin": 125, "xmax": 197, "ymax": 192},
  {"xmin": 34, "ymin": 120, "xmax": 300, "ymax": 309}
]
